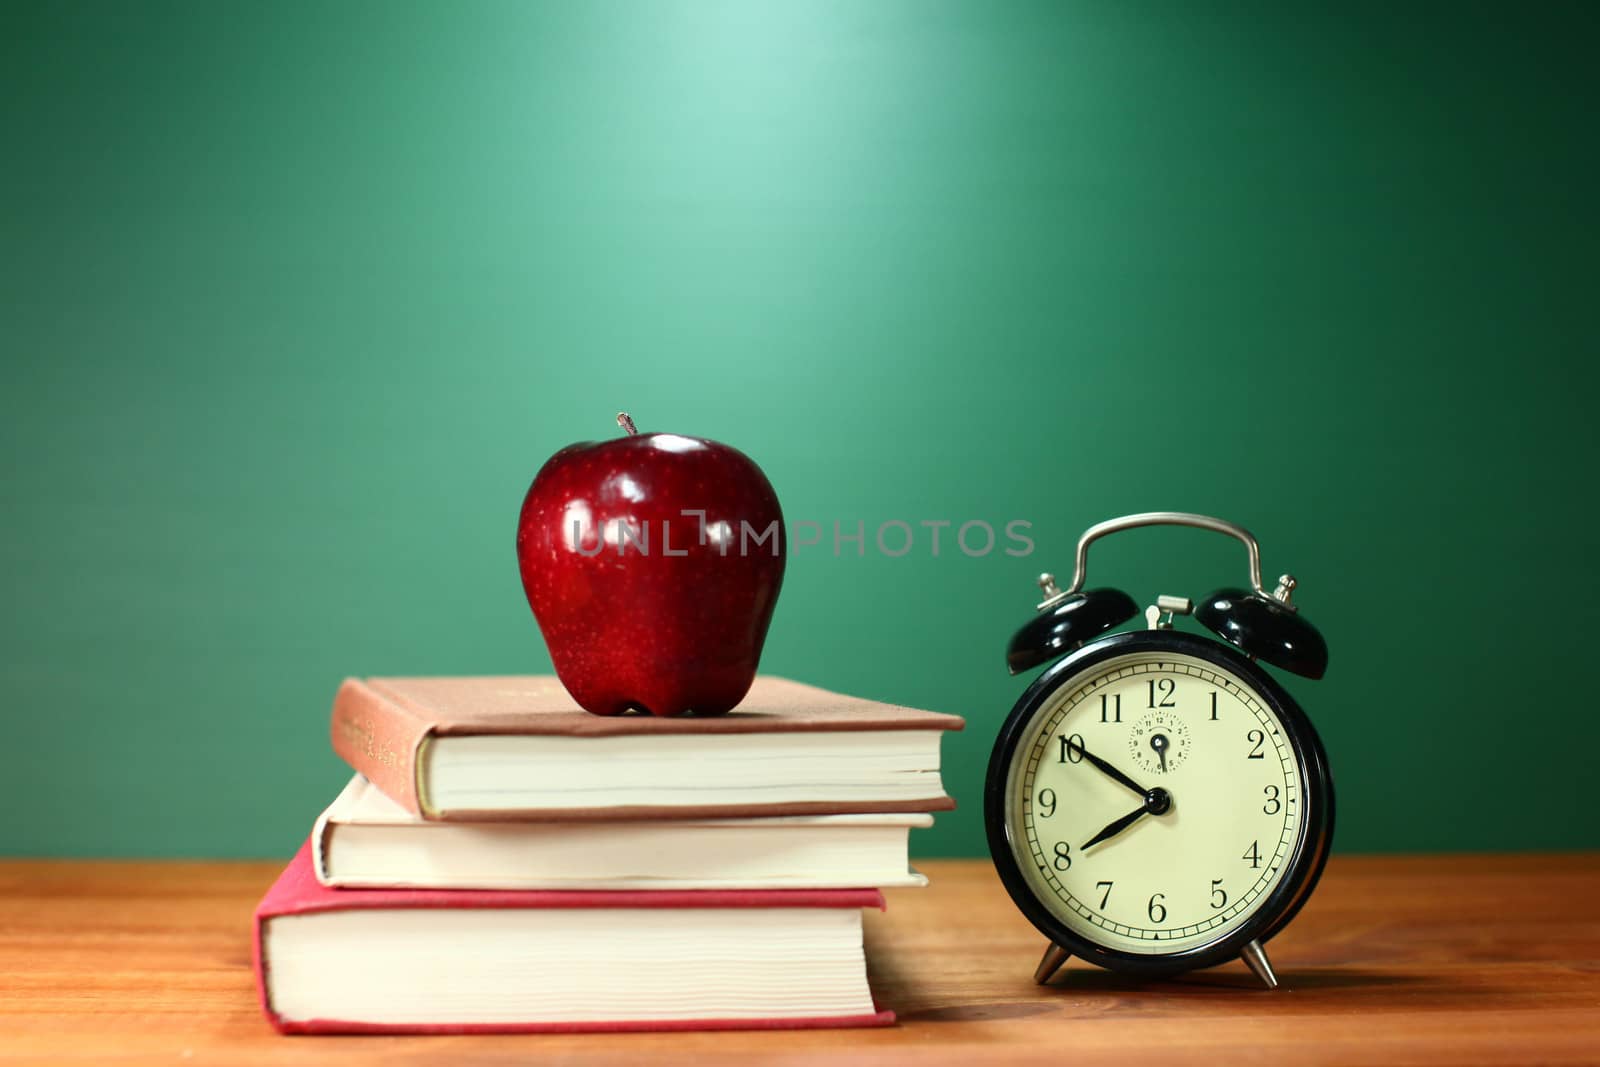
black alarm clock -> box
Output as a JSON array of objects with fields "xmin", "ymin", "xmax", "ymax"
[{"xmin": 985, "ymin": 512, "xmax": 1333, "ymax": 989}]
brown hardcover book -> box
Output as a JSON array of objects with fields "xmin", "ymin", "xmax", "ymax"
[{"xmin": 330, "ymin": 675, "xmax": 964, "ymax": 821}]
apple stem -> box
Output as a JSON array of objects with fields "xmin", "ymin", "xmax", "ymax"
[{"xmin": 616, "ymin": 412, "xmax": 639, "ymax": 436}]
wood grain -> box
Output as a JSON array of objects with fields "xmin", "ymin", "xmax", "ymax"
[{"xmin": 2, "ymin": 855, "xmax": 1597, "ymax": 1065}]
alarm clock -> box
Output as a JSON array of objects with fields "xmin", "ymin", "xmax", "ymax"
[{"xmin": 984, "ymin": 512, "xmax": 1333, "ymax": 989}]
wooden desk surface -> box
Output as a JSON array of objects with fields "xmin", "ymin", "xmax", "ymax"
[{"xmin": 2, "ymin": 854, "xmax": 1597, "ymax": 1065}]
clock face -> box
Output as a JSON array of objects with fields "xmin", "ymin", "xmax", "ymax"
[{"xmin": 1004, "ymin": 648, "xmax": 1305, "ymax": 957}]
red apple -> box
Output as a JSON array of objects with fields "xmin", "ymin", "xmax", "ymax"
[{"xmin": 516, "ymin": 413, "xmax": 786, "ymax": 716}]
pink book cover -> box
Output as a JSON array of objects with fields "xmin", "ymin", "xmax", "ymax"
[{"xmin": 253, "ymin": 839, "xmax": 894, "ymax": 1034}]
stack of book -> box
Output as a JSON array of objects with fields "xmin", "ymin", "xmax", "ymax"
[{"xmin": 253, "ymin": 675, "xmax": 962, "ymax": 1033}]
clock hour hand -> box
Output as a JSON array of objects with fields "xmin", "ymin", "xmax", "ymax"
[
  {"xmin": 1081, "ymin": 787, "xmax": 1173, "ymax": 850},
  {"xmin": 1082, "ymin": 806, "xmax": 1147, "ymax": 850},
  {"xmin": 1066, "ymin": 738, "xmax": 1149, "ymax": 798}
]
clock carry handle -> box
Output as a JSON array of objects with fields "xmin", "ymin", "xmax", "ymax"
[
  {"xmin": 1061, "ymin": 512, "xmax": 1269, "ymax": 598},
  {"xmin": 1055, "ymin": 511, "xmax": 1327, "ymax": 679}
]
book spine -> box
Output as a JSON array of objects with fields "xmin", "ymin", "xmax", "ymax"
[
  {"xmin": 328, "ymin": 678, "xmax": 431, "ymax": 817},
  {"xmin": 253, "ymin": 905, "xmax": 273, "ymax": 1027},
  {"xmin": 310, "ymin": 802, "xmax": 334, "ymax": 885}
]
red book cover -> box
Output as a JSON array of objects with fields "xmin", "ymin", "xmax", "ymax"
[{"xmin": 254, "ymin": 840, "xmax": 894, "ymax": 1034}]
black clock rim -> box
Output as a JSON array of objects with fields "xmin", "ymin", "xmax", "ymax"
[{"xmin": 984, "ymin": 629, "xmax": 1335, "ymax": 979}]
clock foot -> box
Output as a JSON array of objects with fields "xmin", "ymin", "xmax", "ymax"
[
  {"xmin": 1033, "ymin": 942, "xmax": 1071, "ymax": 985},
  {"xmin": 1241, "ymin": 939, "xmax": 1279, "ymax": 990}
]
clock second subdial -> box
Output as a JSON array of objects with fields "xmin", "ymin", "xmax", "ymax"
[{"xmin": 1130, "ymin": 710, "xmax": 1191, "ymax": 776}]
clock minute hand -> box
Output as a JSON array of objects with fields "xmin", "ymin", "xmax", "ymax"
[{"xmin": 1067, "ymin": 739, "xmax": 1149, "ymax": 798}]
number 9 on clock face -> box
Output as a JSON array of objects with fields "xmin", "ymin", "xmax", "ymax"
[{"xmin": 986, "ymin": 631, "xmax": 1333, "ymax": 977}]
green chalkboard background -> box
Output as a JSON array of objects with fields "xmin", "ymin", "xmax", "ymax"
[{"xmin": 3, "ymin": 1, "xmax": 1596, "ymax": 858}]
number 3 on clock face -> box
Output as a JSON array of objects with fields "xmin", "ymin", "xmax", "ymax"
[{"xmin": 986, "ymin": 630, "xmax": 1333, "ymax": 977}]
